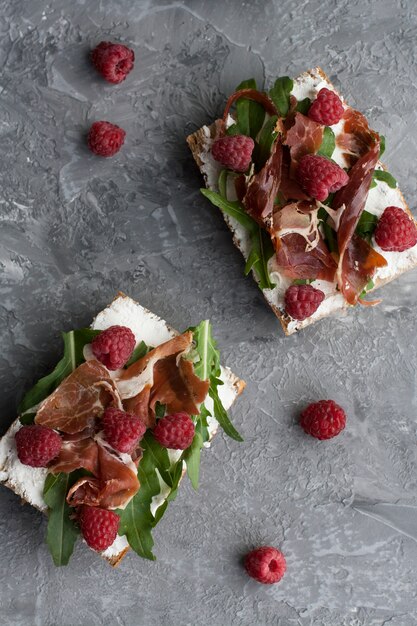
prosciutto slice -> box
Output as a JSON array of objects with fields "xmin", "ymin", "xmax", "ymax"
[
  {"xmin": 119, "ymin": 331, "xmax": 209, "ymax": 425},
  {"xmin": 243, "ymin": 139, "xmax": 283, "ymax": 223},
  {"xmin": 275, "ymin": 233, "xmax": 337, "ymax": 282},
  {"xmin": 333, "ymin": 138, "xmax": 387, "ymax": 304},
  {"xmin": 65, "ymin": 443, "xmax": 139, "ymax": 510},
  {"xmin": 35, "ymin": 360, "xmax": 122, "ymax": 434},
  {"xmin": 284, "ymin": 112, "xmax": 323, "ymax": 166},
  {"xmin": 272, "ymin": 202, "xmax": 337, "ymax": 282},
  {"xmin": 336, "ymin": 108, "xmax": 376, "ymax": 164}
]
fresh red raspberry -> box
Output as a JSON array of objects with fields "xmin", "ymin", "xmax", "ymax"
[
  {"xmin": 244, "ymin": 546, "xmax": 286, "ymax": 584},
  {"xmin": 374, "ymin": 206, "xmax": 417, "ymax": 252},
  {"xmin": 91, "ymin": 41, "xmax": 134, "ymax": 84},
  {"xmin": 297, "ymin": 154, "xmax": 349, "ymax": 201},
  {"xmin": 300, "ymin": 400, "xmax": 346, "ymax": 440},
  {"xmin": 308, "ymin": 88, "xmax": 344, "ymax": 126},
  {"xmin": 153, "ymin": 412, "xmax": 195, "ymax": 450},
  {"xmin": 91, "ymin": 325, "xmax": 135, "ymax": 370},
  {"xmin": 87, "ymin": 121, "xmax": 126, "ymax": 157},
  {"xmin": 211, "ymin": 135, "xmax": 254, "ymax": 172},
  {"xmin": 15, "ymin": 425, "xmax": 62, "ymax": 467},
  {"xmin": 79, "ymin": 505, "xmax": 119, "ymax": 552},
  {"xmin": 102, "ymin": 407, "xmax": 146, "ymax": 453},
  {"xmin": 284, "ymin": 284, "xmax": 325, "ymax": 321}
]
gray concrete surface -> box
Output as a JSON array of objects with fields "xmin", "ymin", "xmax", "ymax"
[{"xmin": 1, "ymin": 1, "xmax": 417, "ymax": 624}]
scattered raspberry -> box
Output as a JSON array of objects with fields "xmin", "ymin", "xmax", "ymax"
[
  {"xmin": 79, "ymin": 505, "xmax": 120, "ymax": 552},
  {"xmin": 211, "ymin": 135, "xmax": 254, "ymax": 173},
  {"xmin": 308, "ymin": 88, "xmax": 344, "ymax": 126},
  {"xmin": 153, "ymin": 412, "xmax": 195, "ymax": 450},
  {"xmin": 102, "ymin": 407, "xmax": 146, "ymax": 453},
  {"xmin": 244, "ymin": 546, "xmax": 287, "ymax": 584},
  {"xmin": 374, "ymin": 205, "xmax": 417, "ymax": 252},
  {"xmin": 87, "ymin": 121, "xmax": 126, "ymax": 157},
  {"xmin": 91, "ymin": 41, "xmax": 134, "ymax": 84},
  {"xmin": 297, "ymin": 154, "xmax": 349, "ymax": 201},
  {"xmin": 284, "ymin": 284, "xmax": 325, "ymax": 321},
  {"xmin": 300, "ymin": 399, "xmax": 346, "ymax": 440},
  {"xmin": 91, "ymin": 325, "xmax": 135, "ymax": 370},
  {"xmin": 15, "ymin": 425, "xmax": 62, "ymax": 467}
]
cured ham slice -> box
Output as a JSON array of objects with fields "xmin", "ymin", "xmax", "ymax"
[
  {"xmin": 336, "ymin": 108, "xmax": 377, "ymax": 165},
  {"xmin": 50, "ymin": 434, "xmax": 139, "ymax": 509},
  {"xmin": 35, "ymin": 360, "xmax": 122, "ymax": 434},
  {"xmin": 275, "ymin": 233, "xmax": 337, "ymax": 282},
  {"xmin": 333, "ymin": 138, "xmax": 387, "ymax": 304},
  {"xmin": 66, "ymin": 444, "xmax": 139, "ymax": 510},
  {"xmin": 119, "ymin": 331, "xmax": 209, "ymax": 423},
  {"xmin": 243, "ymin": 139, "xmax": 283, "ymax": 223},
  {"xmin": 272, "ymin": 202, "xmax": 337, "ymax": 282},
  {"xmin": 284, "ymin": 112, "xmax": 323, "ymax": 166}
]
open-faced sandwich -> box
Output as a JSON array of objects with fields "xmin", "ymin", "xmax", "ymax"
[
  {"xmin": 187, "ymin": 67, "xmax": 417, "ymax": 334},
  {"xmin": 0, "ymin": 293, "xmax": 244, "ymax": 566}
]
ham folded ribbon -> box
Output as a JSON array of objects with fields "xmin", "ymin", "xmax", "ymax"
[
  {"xmin": 119, "ymin": 332, "xmax": 209, "ymax": 427},
  {"xmin": 333, "ymin": 138, "xmax": 387, "ymax": 304},
  {"xmin": 272, "ymin": 202, "xmax": 337, "ymax": 282},
  {"xmin": 284, "ymin": 112, "xmax": 324, "ymax": 167},
  {"xmin": 35, "ymin": 360, "xmax": 122, "ymax": 434},
  {"xmin": 243, "ymin": 138, "xmax": 283, "ymax": 224}
]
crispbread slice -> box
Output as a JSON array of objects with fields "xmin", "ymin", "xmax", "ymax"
[
  {"xmin": 187, "ymin": 67, "xmax": 417, "ymax": 335},
  {"xmin": 0, "ymin": 293, "xmax": 244, "ymax": 566}
]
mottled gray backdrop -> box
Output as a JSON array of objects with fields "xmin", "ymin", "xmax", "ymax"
[{"xmin": 1, "ymin": 1, "xmax": 417, "ymax": 625}]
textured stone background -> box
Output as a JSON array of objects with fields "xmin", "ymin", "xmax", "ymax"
[{"xmin": 1, "ymin": 0, "xmax": 417, "ymax": 624}]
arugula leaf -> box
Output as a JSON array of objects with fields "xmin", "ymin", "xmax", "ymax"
[
  {"xmin": 125, "ymin": 340, "xmax": 149, "ymax": 367},
  {"xmin": 295, "ymin": 97, "xmax": 311, "ymax": 115},
  {"xmin": 183, "ymin": 430, "xmax": 204, "ymax": 490},
  {"xmin": 218, "ymin": 169, "xmax": 228, "ymax": 199},
  {"xmin": 18, "ymin": 328, "xmax": 100, "ymax": 417},
  {"xmin": 244, "ymin": 226, "xmax": 276, "ymax": 290},
  {"xmin": 379, "ymin": 135, "xmax": 386, "ymax": 157},
  {"xmin": 200, "ymin": 189, "xmax": 275, "ymax": 290},
  {"xmin": 234, "ymin": 78, "xmax": 265, "ymax": 140},
  {"xmin": 269, "ymin": 77, "xmax": 293, "ymax": 117},
  {"xmin": 208, "ymin": 383, "xmax": 243, "ymax": 442},
  {"xmin": 253, "ymin": 115, "xmax": 278, "ymax": 170},
  {"xmin": 43, "ymin": 472, "xmax": 80, "ymax": 566},
  {"xmin": 360, "ymin": 278, "xmax": 375, "ymax": 298},
  {"xmin": 118, "ymin": 434, "xmax": 165, "ymax": 560},
  {"xmin": 191, "ymin": 320, "xmax": 243, "ymax": 443},
  {"xmin": 372, "ymin": 169, "xmax": 397, "ymax": 189},
  {"xmin": 317, "ymin": 127, "xmax": 336, "ymax": 159},
  {"xmin": 226, "ymin": 124, "xmax": 242, "ymax": 136},
  {"xmin": 355, "ymin": 209, "xmax": 378, "ymax": 243}
]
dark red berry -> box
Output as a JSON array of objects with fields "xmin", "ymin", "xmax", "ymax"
[
  {"xmin": 300, "ymin": 399, "xmax": 346, "ymax": 440},
  {"xmin": 102, "ymin": 407, "xmax": 146, "ymax": 454},
  {"xmin": 284, "ymin": 284, "xmax": 325, "ymax": 321},
  {"xmin": 91, "ymin": 41, "xmax": 134, "ymax": 84},
  {"xmin": 79, "ymin": 505, "xmax": 120, "ymax": 552},
  {"xmin": 374, "ymin": 206, "xmax": 417, "ymax": 252},
  {"xmin": 244, "ymin": 546, "xmax": 286, "ymax": 584},
  {"xmin": 308, "ymin": 88, "xmax": 344, "ymax": 126},
  {"xmin": 211, "ymin": 135, "xmax": 254, "ymax": 172},
  {"xmin": 87, "ymin": 121, "xmax": 126, "ymax": 157},
  {"xmin": 91, "ymin": 325, "xmax": 135, "ymax": 370},
  {"xmin": 153, "ymin": 412, "xmax": 195, "ymax": 450},
  {"xmin": 297, "ymin": 154, "xmax": 349, "ymax": 201}
]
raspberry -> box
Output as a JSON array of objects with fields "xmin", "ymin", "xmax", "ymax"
[
  {"xmin": 15, "ymin": 425, "xmax": 62, "ymax": 467},
  {"xmin": 211, "ymin": 135, "xmax": 254, "ymax": 173},
  {"xmin": 87, "ymin": 121, "xmax": 126, "ymax": 157},
  {"xmin": 297, "ymin": 154, "xmax": 349, "ymax": 201},
  {"xmin": 91, "ymin": 41, "xmax": 134, "ymax": 84},
  {"xmin": 79, "ymin": 505, "xmax": 119, "ymax": 552},
  {"xmin": 153, "ymin": 412, "xmax": 195, "ymax": 450},
  {"xmin": 300, "ymin": 399, "xmax": 346, "ymax": 440},
  {"xmin": 284, "ymin": 284, "xmax": 325, "ymax": 321},
  {"xmin": 308, "ymin": 88, "xmax": 344, "ymax": 126},
  {"xmin": 244, "ymin": 546, "xmax": 286, "ymax": 584},
  {"xmin": 102, "ymin": 407, "xmax": 146, "ymax": 453},
  {"xmin": 374, "ymin": 206, "xmax": 417, "ymax": 252},
  {"xmin": 91, "ymin": 325, "xmax": 135, "ymax": 370}
]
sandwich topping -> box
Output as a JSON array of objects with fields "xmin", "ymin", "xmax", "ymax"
[
  {"xmin": 201, "ymin": 73, "xmax": 417, "ymax": 323},
  {"xmin": 14, "ymin": 320, "xmax": 242, "ymax": 565}
]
